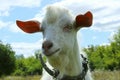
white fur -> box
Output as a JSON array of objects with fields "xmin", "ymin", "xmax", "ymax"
[{"xmin": 41, "ymin": 5, "xmax": 92, "ymax": 80}]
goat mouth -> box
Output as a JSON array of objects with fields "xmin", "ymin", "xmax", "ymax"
[{"xmin": 43, "ymin": 48, "xmax": 60, "ymax": 56}]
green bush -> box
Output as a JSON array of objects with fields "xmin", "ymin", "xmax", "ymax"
[
  {"xmin": 0, "ymin": 41, "xmax": 16, "ymax": 76},
  {"xmin": 13, "ymin": 55, "xmax": 43, "ymax": 76}
]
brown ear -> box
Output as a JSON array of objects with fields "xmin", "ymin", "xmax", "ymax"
[
  {"xmin": 75, "ymin": 11, "xmax": 93, "ymax": 29},
  {"xmin": 16, "ymin": 20, "xmax": 41, "ymax": 33}
]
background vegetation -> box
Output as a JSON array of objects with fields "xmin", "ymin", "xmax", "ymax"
[
  {"xmin": 0, "ymin": 42, "xmax": 16, "ymax": 76},
  {"xmin": 0, "ymin": 29, "xmax": 120, "ymax": 79},
  {"xmin": 0, "ymin": 42, "xmax": 43, "ymax": 77},
  {"xmin": 84, "ymin": 28, "xmax": 120, "ymax": 71}
]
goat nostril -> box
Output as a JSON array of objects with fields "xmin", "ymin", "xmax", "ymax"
[
  {"xmin": 42, "ymin": 40, "xmax": 53, "ymax": 50},
  {"xmin": 48, "ymin": 42, "xmax": 53, "ymax": 49}
]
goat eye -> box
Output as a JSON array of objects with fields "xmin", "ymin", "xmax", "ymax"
[{"xmin": 63, "ymin": 26, "xmax": 72, "ymax": 32}]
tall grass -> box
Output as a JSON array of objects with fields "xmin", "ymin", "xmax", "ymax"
[
  {"xmin": 0, "ymin": 75, "xmax": 40, "ymax": 80},
  {"xmin": 92, "ymin": 70, "xmax": 120, "ymax": 80},
  {"xmin": 0, "ymin": 71, "xmax": 120, "ymax": 80}
]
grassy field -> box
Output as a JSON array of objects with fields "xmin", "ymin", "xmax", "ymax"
[
  {"xmin": 92, "ymin": 70, "xmax": 120, "ymax": 80},
  {"xmin": 0, "ymin": 75, "xmax": 40, "ymax": 80},
  {"xmin": 0, "ymin": 70, "xmax": 120, "ymax": 80}
]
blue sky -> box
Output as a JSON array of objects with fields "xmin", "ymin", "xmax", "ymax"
[{"xmin": 0, "ymin": 0, "xmax": 120, "ymax": 57}]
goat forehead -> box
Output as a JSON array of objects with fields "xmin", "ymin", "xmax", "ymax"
[{"xmin": 44, "ymin": 6, "xmax": 73, "ymax": 24}]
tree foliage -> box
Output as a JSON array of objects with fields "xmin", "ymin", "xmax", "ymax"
[
  {"xmin": 13, "ymin": 55, "xmax": 43, "ymax": 76},
  {"xmin": 0, "ymin": 41, "xmax": 16, "ymax": 76},
  {"xmin": 84, "ymin": 29, "xmax": 120, "ymax": 71}
]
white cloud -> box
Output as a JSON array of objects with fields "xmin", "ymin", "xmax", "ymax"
[
  {"xmin": 33, "ymin": 8, "xmax": 45, "ymax": 22},
  {"xmin": 0, "ymin": 20, "xmax": 23, "ymax": 33},
  {"xmin": 9, "ymin": 22, "xmax": 23, "ymax": 33},
  {"xmin": 100, "ymin": 43, "xmax": 110, "ymax": 46},
  {"xmin": 11, "ymin": 39, "xmax": 43, "ymax": 57},
  {"xmin": 0, "ymin": 20, "xmax": 11, "ymax": 29},
  {"xmin": 0, "ymin": 0, "xmax": 41, "ymax": 16},
  {"xmin": 0, "ymin": 21, "xmax": 6, "ymax": 29}
]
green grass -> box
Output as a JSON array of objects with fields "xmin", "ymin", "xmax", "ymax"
[{"xmin": 0, "ymin": 71, "xmax": 120, "ymax": 80}]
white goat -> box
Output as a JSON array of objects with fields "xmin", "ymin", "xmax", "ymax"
[{"xmin": 16, "ymin": 5, "xmax": 93, "ymax": 80}]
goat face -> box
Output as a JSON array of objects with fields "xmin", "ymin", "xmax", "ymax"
[
  {"xmin": 41, "ymin": 7, "xmax": 76, "ymax": 57},
  {"xmin": 16, "ymin": 6, "xmax": 93, "ymax": 58}
]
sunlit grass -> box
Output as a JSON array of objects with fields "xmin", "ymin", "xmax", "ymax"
[
  {"xmin": 0, "ymin": 75, "xmax": 41, "ymax": 80},
  {"xmin": 0, "ymin": 71, "xmax": 120, "ymax": 80},
  {"xmin": 92, "ymin": 70, "xmax": 120, "ymax": 80}
]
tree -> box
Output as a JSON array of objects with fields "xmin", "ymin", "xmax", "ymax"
[
  {"xmin": 13, "ymin": 54, "xmax": 43, "ymax": 76},
  {"xmin": 110, "ymin": 28, "xmax": 120, "ymax": 70},
  {"xmin": 0, "ymin": 41, "xmax": 16, "ymax": 76},
  {"xmin": 24, "ymin": 56, "xmax": 43, "ymax": 75},
  {"xmin": 84, "ymin": 28, "xmax": 120, "ymax": 71},
  {"xmin": 35, "ymin": 49, "xmax": 41, "ymax": 59},
  {"xmin": 112, "ymin": 28, "xmax": 120, "ymax": 45}
]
